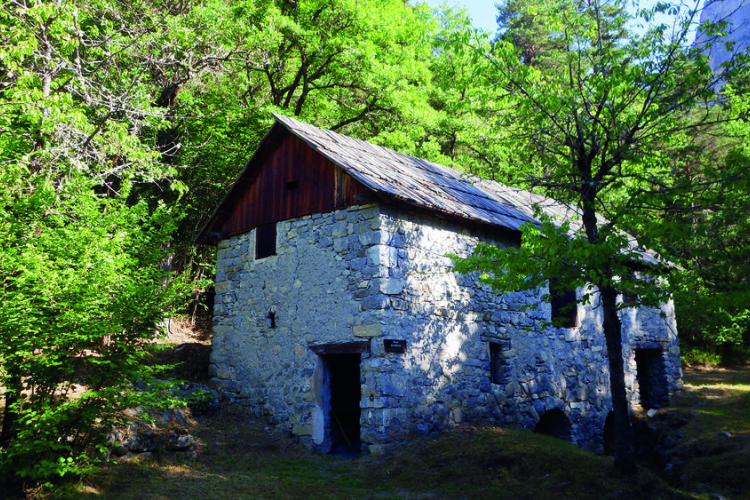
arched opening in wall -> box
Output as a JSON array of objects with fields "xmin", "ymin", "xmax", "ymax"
[
  {"xmin": 533, "ymin": 409, "xmax": 572, "ymax": 441},
  {"xmin": 603, "ymin": 411, "xmax": 615, "ymax": 455}
]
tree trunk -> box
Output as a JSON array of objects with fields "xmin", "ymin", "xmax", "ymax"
[
  {"xmin": 0, "ymin": 370, "xmax": 21, "ymax": 450},
  {"xmin": 580, "ymin": 189, "xmax": 636, "ymax": 473},
  {"xmin": 600, "ymin": 284, "xmax": 636, "ymax": 473}
]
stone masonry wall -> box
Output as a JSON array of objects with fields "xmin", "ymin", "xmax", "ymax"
[
  {"xmin": 210, "ymin": 203, "xmax": 682, "ymax": 453},
  {"xmin": 367, "ymin": 207, "xmax": 681, "ymax": 450}
]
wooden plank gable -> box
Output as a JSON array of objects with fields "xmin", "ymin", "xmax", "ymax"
[{"xmin": 208, "ymin": 129, "xmax": 371, "ymax": 240}]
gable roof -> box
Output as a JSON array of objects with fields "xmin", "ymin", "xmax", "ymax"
[
  {"xmin": 272, "ymin": 114, "xmax": 537, "ymax": 232},
  {"xmin": 199, "ymin": 114, "xmax": 659, "ymax": 266}
]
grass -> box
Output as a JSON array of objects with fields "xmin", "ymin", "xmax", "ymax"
[
  {"xmin": 370, "ymin": 426, "xmax": 683, "ymax": 499},
  {"xmin": 662, "ymin": 365, "xmax": 750, "ymax": 498},
  {"xmin": 46, "ymin": 364, "xmax": 750, "ymax": 499},
  {"xmin": 50, "ymin": 409, "xmax": 686, "ymax": 499}
]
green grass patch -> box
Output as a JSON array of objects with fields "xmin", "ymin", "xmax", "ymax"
[{"xmin": 665, "ymin": 365, "xmax": 750, "ymax": 498}]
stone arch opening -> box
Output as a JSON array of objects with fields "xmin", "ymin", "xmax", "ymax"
[
  {"xmin": 603, "ymin": 411, "xmax": 615, "ymax": 455},
  {"xmin": 533, "ymin": 409, "xmax": 572, "ymax": 441}
]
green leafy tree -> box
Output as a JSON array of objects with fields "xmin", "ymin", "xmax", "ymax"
[
  {"xmin": 455, "ymin": 0, "xmax": 739, "ymax": 471},
  {"xmin": 496, "ymin": 0, "xmax": 568, "ymax": 67},
  {"xmin": 663, "ymin": 89, "xmax": 750, "ymax": 363},
  {"xmin": 0, "ymin": 0, "xmax": 187, "ymax": 488}
]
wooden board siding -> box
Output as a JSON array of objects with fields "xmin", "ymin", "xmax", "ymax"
[{"xmin": 218, "ymin": 133, "xmax": 370, "ymax": 237}]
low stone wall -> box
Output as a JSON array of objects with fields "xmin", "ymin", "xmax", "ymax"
[{"xmin": 210, "ymin": 203, "xmax": 682, "ymax": 453}]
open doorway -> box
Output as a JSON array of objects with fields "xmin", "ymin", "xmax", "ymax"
[
  {"xmin": 635, "ymin": 348, "xmax": 669, "ymax": 409},
  {"xmin": 323, "ymin": 353, "xmax": 361, "ymax": 454}
]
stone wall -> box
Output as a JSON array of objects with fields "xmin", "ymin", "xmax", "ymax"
[{"xmin": 210, "ymin": 203, "xmax": 682, "ymax": 453}]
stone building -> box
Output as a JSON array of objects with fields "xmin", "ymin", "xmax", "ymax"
[{"xmin": 199, "ymin": 115, "xmax": 682, "ymax": 454}]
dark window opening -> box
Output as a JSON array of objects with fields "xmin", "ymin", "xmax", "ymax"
[
  {"xmin": 266, "ymin": 310, "xmax": 276, "ymax": 329},
  {"xmin": 324, "ymin": 353, "xmax": 361, "ymax": 455},
  {"xmin": 550, "ymin": 279, "xmax": 578, "ymax": 328},
  {"xmin": 286, "ymin": 180, "xmax": 299, "ymax": 190},
  {"xmin": 489, "ymin": 342, "xmax": 509, "ymax": 385},
  {"xmin": 622, "ymin": 292, "xmax": 637, "ymax": 306},
  {"xmin": 255, "ymin": 223, "xmax": 276, "ymax": 259},
  {"xmin": 534, "ymin": 409, "xmax": 572, "ymax": 441},
  {"xmin": 635, "ymin": 348, "xmax": 669, "ymax": 409},
  {"xmin": 603, "ymin": 411, "xmax": 615, "ymax": 455},
  {"xmin": 621, "ymin": 270, "xmax": 638, "ymax": 306}
]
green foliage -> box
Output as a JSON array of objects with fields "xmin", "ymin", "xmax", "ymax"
[
  {"xmin": 488, "ymin": 0, "xmax": 750, "ymax": 362},
  {"xmin": 1, "ymin": 0, "xmax": 748, "ymax": 488},
  {"xmin": 682, "ymin": 348, "xmax": 722, "ymax": 367},
  {"xmin": 0, "ymin": 0, "xmax": 189, "ymax": 487},
  {"xmin": 666, "ymin": 92, "xmax": 750, "ymax": 362},
  {"xmin": 0, "ymin": 0, "xmax": 499, "ymax": 487},
  {"xmin": 454, "ymin": 0, "xmax": 748, "ymax": 469},
  {"xmin": 0, "ymin": 171, "xmax": 188, "ymax": 484}
]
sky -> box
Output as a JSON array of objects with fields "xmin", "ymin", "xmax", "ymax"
[
  {"xmin": 421, "ymin": 0, "xmax": 697, "ymax": 38},
  {"xmin": 423, "ymin": 0, "xmax": 500, "ymax": 33}
]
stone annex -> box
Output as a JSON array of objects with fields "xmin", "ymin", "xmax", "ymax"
[{"xmin": 199, "ymin": 114, "xmax": 682, "ymax": 455}]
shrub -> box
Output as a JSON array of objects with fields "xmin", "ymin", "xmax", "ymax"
[{"xmin": 0, "ymin": 172, "xmax": 188, "ymax": 491}]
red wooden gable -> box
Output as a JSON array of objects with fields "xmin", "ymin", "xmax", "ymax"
[{"xmin": 200, "ymin": 126, "xmax": 371, "ymax": 241}]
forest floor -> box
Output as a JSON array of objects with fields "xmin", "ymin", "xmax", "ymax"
[
  {"xmin": 660, "ymin": 364, "xmax": 750, "ymax": 498},
  {"xmin": 48, "ymin": 326, "xmax": 750, "ymax": 499}
]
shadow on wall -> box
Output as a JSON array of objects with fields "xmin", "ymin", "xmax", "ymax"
[{"xmin": 603, "ymin": 411, "xmax": 615, "ymax": 455}]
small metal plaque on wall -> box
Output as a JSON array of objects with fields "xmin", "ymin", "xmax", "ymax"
[{"xmin": 384, "ymin": 339, "xmax": 406, "ymax": 354}]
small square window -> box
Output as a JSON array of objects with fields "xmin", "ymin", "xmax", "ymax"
[
  {"xmin": 550, "ymin": 279, "xmax": 578, "ymax": 328},
  {"xmin": 255, "ymin": 223, "xmax": 276, "ymax": 259},
  {"xmin": 490, "ymin": 342, "xmax": 508, "ymax": 385}
]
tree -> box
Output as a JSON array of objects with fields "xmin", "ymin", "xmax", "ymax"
[
  {"xmin": 0, "ymin": 0, "xmax": 187, "ymax": 488},
  {"xmin": 496, "ymin": 0, "xmax": 567, "ymax": 67},
  {"xmin": 455, "ymin": 0, "xmax": 741, "ymax": 471},
  {"xmin": 154, "ymin": 0, "xmax": 440, "ymax": 276},
  {"xmin": 662, "ymin": 88, "xmax": 750, "ymax": 363}
]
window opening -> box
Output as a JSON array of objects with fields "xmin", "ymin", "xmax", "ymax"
[
  {"xmin": 489, "ymin": 342, "xmax": 509, "ymax": 385},
  {"xmin": 550, "ymin": 279, "xmax": 578, "ymax": 327},
  {"xmin": 255, "ymin": 223, "xmax": 277, "ymax": 259}
]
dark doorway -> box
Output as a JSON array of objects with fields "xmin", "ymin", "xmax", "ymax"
[
  {"xmin": 533, "ymin": 409, "xmax": 572, "ymax": 441},
  {"xmin": 635, "ymin": 348, "xmax": 669, "ymax": 409},
  {"xmin": 324, "ymin": 354, "xmax": 361, "ymax": 454},
  {"xmin": 603, "ymin": 411, "xmax": 615, "ymax": 455}
]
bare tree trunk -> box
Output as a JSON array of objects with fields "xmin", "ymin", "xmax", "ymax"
[
  {"xmin": 0, "ymin": 370, "xmax": 21, "ymax": 450},
  {"xmin": 582, "ymin": 193, "xmax": 636, "ymax": 473},
  {"xmin": 600, "ymin": 284, "xmax": 636, "ymax": 473}
]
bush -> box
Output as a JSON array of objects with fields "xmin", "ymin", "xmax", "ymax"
[
  {"xmin": 682, "ymin": 348, "xmax": 723, "ymax": 367},
  {"xmin": 0, "ymin": 172, "xmax": 188, "ymax": 491}
]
